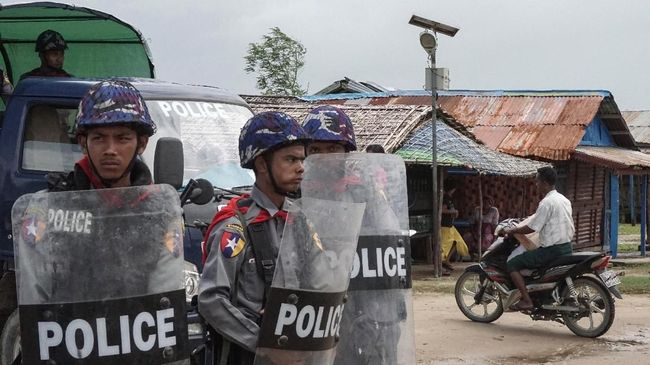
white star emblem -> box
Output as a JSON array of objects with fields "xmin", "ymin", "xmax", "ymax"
[
  {"xmin": 26, "ymin": 219, "xmax": 37, "ymax": 237},
  {"xmin": 226, "ymin": 235, "xmax": 239, "ymax": 250}
]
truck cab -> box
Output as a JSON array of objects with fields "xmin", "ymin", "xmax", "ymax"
[{"xmin": 0, "ymin": 77, "xmax": 254, "ymax": 361}]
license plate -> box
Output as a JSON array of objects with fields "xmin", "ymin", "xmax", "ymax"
[{"xmin": 599, "ymin": 270, "xmax": 621, "ymax": 288}]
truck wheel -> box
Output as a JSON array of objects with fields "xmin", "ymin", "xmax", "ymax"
[{"xmin": 0, "ymin": 309, "xmax": 20, "ymax": 365}]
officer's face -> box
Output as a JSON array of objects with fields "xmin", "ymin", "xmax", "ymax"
[
  {"xmin": 306, "ymin": 141, "xmax": 346, "ymax": 155},
  {"xmin": 79, "ymin": 126, "xmax": 148, "ymax": 186},
  {"xmin": 43, "ymin": 50, "xmax": 64, "ymax": 69},
  {"xmin": 269, "ymin": 144, "xmax": 305, "ymax": 192}
]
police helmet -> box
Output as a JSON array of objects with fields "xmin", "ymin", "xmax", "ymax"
[
  {"xmin": 75, "ymin": 80, "xmax": 156, "ymax": 136},
  {"xmin": 302, "ymin": 105, "xmax": 357, "ymax": 152},
  {"xmin": 239, "ymin": 111, "xmax": 310, "ymax": 169},
  {"xmin": 35, "ymin": 30, "xmax": 68, "ymax": 53}
]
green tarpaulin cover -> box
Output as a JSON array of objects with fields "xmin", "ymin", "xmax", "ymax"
[{"xmin": 0, "ymin": 1, "xmax": 154, "ymax": 83}]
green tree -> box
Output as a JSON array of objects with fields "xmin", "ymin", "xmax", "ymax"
[{"xmin": 244, "ymin": 27, "xmax": 307, "ymax": 96}]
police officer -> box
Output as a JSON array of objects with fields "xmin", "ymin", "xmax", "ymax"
[
  {"xmin": 42, "ymin": 79, "xmax": 175, "ymax": 300},
  {"xmin": 48, "ymin": 79, "xmax": 155, "ymax": 191},
  {"xmin": 20, "ymin": 29, "xmax": 73, "ymax": 80},
  {"xmin": 198, "ymin": 111, "xmax": 310, "ymax": 365},
  {"xmin": 302, "ymin": 105, "xmax": 407, "ymax": 365}
]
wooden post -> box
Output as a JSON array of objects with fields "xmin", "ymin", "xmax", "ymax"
[
  {"xmin": 610, "ymin": 173, "xmax": 620, "ymax": 258},
  {"xmin": 642, "ymin": 175, "xmax": 647, "ymax": 257},
  {"xmin": 630, "ymin": 175, "xmax": 636, "ymax": 226}
]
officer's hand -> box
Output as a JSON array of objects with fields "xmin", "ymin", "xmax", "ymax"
[{"xmin": 498, "ymin": 228, "xmax": 510, "ymax": 237}]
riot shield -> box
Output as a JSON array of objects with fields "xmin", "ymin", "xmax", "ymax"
[
  {"xmin": 254, "ymin": 155, "xmax": 367, "ymax": 365},
  {"xmin": 11, "ymin": 185, "xmax": 190, "ymax": 365},
  {"xmin": 304, "ymin": 153, "xmax": 415, "ymax": 365}
]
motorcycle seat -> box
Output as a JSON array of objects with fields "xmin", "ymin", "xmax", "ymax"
[{"xmin": 543, "ymin": 251, "xmax": 603, "ymax": 268}]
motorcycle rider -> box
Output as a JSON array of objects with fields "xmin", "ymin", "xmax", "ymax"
[
  {"xmin": 48, "ymin": 79, "xmax": 155, "ymax": 191},
  {"xmin": 20, "ymin": 29, "xmax": 73, "ymax": 80},
  {"xmin": 198, "ymin": 111, "xmax": 310, "ymax": 365},
  {"xmin": 502, "ymin": 166, "xmax": 575, "ymax": 311}
]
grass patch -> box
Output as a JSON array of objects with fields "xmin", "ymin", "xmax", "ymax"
[
  {"xmin": 619, "ymin": 223, "xmax": 641, "ymax": 235},
  {"xmin": 611, "ymin": 262, "xmax": 650, "ymax": 295},
  {"xmin": 411, "ymin": 263, "xmax": 650, "ymax": 296},
  {"xmin": 412, "ymin": 277, "xmax": 456, "ymax": 295},
  {"xmin": 619, "ymin": 276, "xmax": 650, "ymax": 295},
  {"xmin": 618, "ymin": 243, "xmax": 642, "ymax": 253}
]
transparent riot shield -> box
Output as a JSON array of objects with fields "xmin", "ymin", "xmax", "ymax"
[
  {"xmin": 254, "ymin": 155, "xmax": 367, "ymax": 365},
  {"xmin": 12, "ymin": 185, "xmax": 190, "ymax": 365},
  {"xmin": 305, "ymin": 153, "xmax": 415, "ymax": 365}
]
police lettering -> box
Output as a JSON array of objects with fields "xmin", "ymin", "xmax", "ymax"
[
  {"xmin": 157, "ymin": 101, "xmax": 226, "ymax": 119},
  {"xmin": 275, "ymin": 303, "xmax": 344, "ymax": 339},
  {"xmin": 47, "ymin": 209, "xmax": 92, "ymax": 233},
  {"xmin": 350, "ymin": 247, "xmax": 407, "ymax": 279},
  {"xmin": 37, "ymin": 309, "xmax": 176, "ymax": 360}
]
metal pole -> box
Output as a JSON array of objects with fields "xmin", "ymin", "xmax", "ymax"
[{"xmin": 429, "ymin": 42, "xmax": 442, "ymax": 277}]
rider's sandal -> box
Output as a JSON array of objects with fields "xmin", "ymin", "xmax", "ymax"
[{"xmin": 509, "ymin": 301, "xmax": 533, "ymax": 311}]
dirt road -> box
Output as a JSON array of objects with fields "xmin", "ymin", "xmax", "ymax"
[{"xmin": 414, "ymin": 293, "xmax": 650, "ymax": 364}]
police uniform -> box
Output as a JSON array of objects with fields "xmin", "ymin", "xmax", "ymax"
[{"xmin": 198, "ymin": 185, "xmax": 290, "ymax": 362}]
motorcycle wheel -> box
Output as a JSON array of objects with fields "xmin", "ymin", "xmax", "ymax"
[
  {"xmin": 455, "ymin": 271, "xmax": 503, "ymax": 323},
  {"xmin": 561, "ymin": 276, "xmax": 615, "ymax": 338},
  {"xmin": 0, "ymin": 309, "xmax": 20, "ymax": 365}
]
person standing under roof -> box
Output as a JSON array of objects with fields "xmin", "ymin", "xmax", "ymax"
[{"xmin": 20, "ymin": 30, "xmax": 73, "ymax": 80}]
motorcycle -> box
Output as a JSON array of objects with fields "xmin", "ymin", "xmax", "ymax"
[{"xmin": 454, "ymin": 219, "xmax": 622, "ymax": 338}]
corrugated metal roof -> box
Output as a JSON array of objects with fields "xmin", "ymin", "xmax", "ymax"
[
  {"xmin": 302, "ymin": 89, "xmax": 636, "ymax": 160},
  {"xmin": 623, "ymin": 110, "xmax": 650, "ymax": 145},
  {"xmin": 396, "ymin": 119, "xmax": 549, "ymax": 176},
  {"xmin": 573, "ymin": 146, "xmax": 650, "ymax": 172}
]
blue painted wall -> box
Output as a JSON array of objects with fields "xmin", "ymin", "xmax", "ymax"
[{"xmin": 580, "ymin": 116, "xmax": 615, "ymax": 146}]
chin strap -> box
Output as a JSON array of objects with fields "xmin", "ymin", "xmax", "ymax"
[
  {"xmin": 85, "ymin": 143, "xmax": 139, "ymax": 188},
  {"xmin": 264, "ymin": 154, "xmax": 301, "ymax": 199}
]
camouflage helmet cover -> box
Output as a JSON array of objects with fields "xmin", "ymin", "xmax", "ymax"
[
  {"xmin": 35, "ymin": 30, "xmax": 68, "ymax": 52},
  {"xmin": 239, "ymin": 111, "xmax": 310, "ymax": 169},
  {"xmin": 302, "ymin": 105, "xmax": 357, "ymax": 151},
  {"xmin": 75, "ymin": 80, "xmax": 156, "ymax": 136}
]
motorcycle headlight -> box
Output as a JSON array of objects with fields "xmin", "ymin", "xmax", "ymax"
[{"xmin": 183, "ymin": 261, "xmax": 200, "ymax": 303}]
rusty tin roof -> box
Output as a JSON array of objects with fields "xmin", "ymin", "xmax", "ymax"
[{"xmin": 302, "ymin": 90, "xmax": 635, "ymax": 161}]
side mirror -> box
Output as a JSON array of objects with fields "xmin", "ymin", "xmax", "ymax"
[
  {"xmin": 180, "ymin": 178, "xmax": 215, "ymax": 207},
  {"xmin": 189, "ymin": 178, "xmax": 215, "ymax": 205},
  {"xmin": 154, "ymin": 137, "xmax": 184, "ymax": 189}
]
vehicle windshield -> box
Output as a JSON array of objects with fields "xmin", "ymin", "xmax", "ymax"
[{"xmin": 143, "ymin": 100, "xmax": 254, "ymax": 190}]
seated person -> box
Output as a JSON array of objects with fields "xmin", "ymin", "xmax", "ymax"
[
  {"xmin": 20, "ymin": 30, "xmax": 73, "ymax": 80},
  {"xmin": 440, "ymin": 178, "xmax": 470, "ymax": 270},
  {"xmin": 464, "ymin": 196, "xmax": 500, "ymax": 256},
  {"xmin": 501, "ymin": 166, "xmax": 574, "ymax": 311}
]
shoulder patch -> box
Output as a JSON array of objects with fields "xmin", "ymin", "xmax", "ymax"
[{"xmin": 220, "ymin": 231, "xmax": 246, "ymax": 258}]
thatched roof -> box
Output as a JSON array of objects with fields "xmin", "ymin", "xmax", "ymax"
[
  {"xmin": 243, "ymin": 96, "xmax": 549, "ymax": 176},
  {"xmin": 244, "ymin": 99, "xmax": 429, "ymax": 153}
]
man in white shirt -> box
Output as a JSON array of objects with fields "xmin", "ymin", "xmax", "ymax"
[{"xmin": 502, "ymin": 166, "xmax": 574, "ymax": 310}]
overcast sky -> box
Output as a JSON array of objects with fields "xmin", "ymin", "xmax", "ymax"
[{"xmin": 4, "ymin": 0, "xmax": 650, "ymax": 110}]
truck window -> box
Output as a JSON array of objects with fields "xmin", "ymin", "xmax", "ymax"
[
  {"xmin": 22, "ymin": 105, "xmax": 81, "ymax": 172},
  {"xmin": 144, "ymin": 100, "xmax": 255, "ymax": 190}
]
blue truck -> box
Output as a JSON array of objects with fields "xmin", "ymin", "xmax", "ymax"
[{"xmin": 0, "ymin": 76, "xmax": 254, "ymax": 363}]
